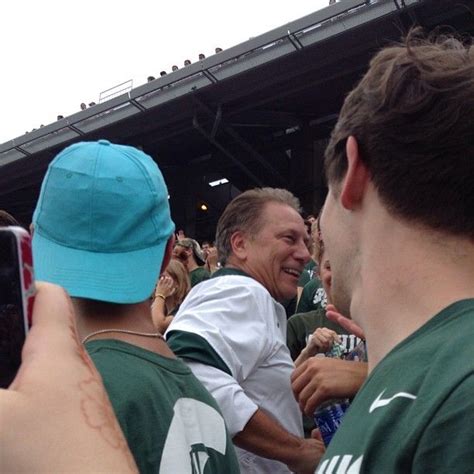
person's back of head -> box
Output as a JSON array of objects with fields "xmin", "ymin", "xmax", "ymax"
[
  {"xmin": 325, "ymin": 28, "xmax": 474, "ymax": 238},
  {"xmin": 32, "ymin": 140, "xmax": 175, "ymax": 305}
]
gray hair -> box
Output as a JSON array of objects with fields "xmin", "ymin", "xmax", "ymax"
[{"xmin": 216, "ymin": 188, "xmax": 301, "ymax": 265}]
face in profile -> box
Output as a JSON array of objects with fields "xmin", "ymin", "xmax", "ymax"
[
  {"xmin": 240, "ymin": 202, "xmax": 311, "ymax": 302},
  {"xmin": 319, "ymin": 257, "xmax": 332, "ymax": 305},
  {"xmin": 201, "ymin": 243, "xmax": 210, "ymax": 259},
  {"xmin": 320, "ymin": 188, "xmax": 356, "ymax": 318}
]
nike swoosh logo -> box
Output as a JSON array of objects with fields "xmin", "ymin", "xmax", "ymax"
[{"xmin": 369, "ymin": 389, "xmax": 417, "ymax": 413}]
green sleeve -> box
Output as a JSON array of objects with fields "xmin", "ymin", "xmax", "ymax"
[{"xmin": 413, "ymin": 374, "xmax": 474, "ymax": 473}]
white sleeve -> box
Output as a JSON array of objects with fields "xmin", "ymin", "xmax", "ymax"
[
  {"xmin": 167, "ymin": 277, "xmax": 276, "ymax": 381},
  {"xmin": 186, "ymin": 361, "xmax": 258, "ymax": 437}
]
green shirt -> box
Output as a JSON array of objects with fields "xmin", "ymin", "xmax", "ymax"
[
  {"xmin": 87, "ymin": 339, "xmax": 240, "ymax": 474},
  {"xmin": 287, "ymin": 308, "xmax": 356, "ymax": 361},
  {"xmin": 317, "ymin": 299, "xmax": 474, "ymax": 474},
  {"xmin": 298, "ymin": 259, "xmax": 317, "ymax": 287},
  {"xmin": 190, "ymin": 266, "xmax": 210, "ymax": 287},
  {"xmin": 296, "ymin": 278, "xmax": 326, "ymax": 314}
]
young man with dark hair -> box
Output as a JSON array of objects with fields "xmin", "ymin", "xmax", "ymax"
[
  {"xmin": 293, "ymin": 30, "xmax": 474, "ymax": 473},
  {"xmin": 32, "ymin": 140, "xmax": 239, "ymax": 474}
]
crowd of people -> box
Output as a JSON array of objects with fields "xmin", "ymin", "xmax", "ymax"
[{"xmin": 1, "ymin": 29, "xmax": 473, "ymax": 473}]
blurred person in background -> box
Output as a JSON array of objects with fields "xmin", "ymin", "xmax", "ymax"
[
  {"xmin": 172, "ymin": 238, "xmax": 210, "ymax": 287},
  {"xmin": 151, "ymin": 259, "xmax": 191, "ymax": 333}
]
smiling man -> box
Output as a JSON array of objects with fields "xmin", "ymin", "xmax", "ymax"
[
  {"xmin": 298, "ymin": 30, "xmax": 474, "ymax": 473},
  {"xmin": 166, "ymin": 188, "xmax": 324, "ymax": 473}
]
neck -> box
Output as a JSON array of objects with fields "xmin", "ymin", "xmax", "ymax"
[
  {"xmin": 352, "ymin": 219, "xmax": 474, "ymax": 373},
  {"xmin": 224, "ymin": 259, "xmax": 254, "ymax": 278},
  {"xmin": 73, "ymin": 299, "xmax": 175, "ymax": 357},
  {"xmin": 187, "ymin": 259, "xmax": 199, "ymax": 272}
]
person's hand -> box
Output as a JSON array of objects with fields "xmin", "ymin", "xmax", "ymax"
[
  {"xmin": 326, "ymin": 304, "xmax": 366, "ymax": 339},
  {"xmin": 0, "ymin": 282, "xmax": 138, "ymax": 473},
  {"xmin": 155, "ymin": 274, "xmax": 176, "ymax": 299},
  {"xmin": 291, "ymin": 357, "xmax": 368, "ymax": 416},
  {"xmin": 307, "ymin": 328, "xmax": 340, "ymax": 355},
  {"xmin": 176, "ymin": 229, "xmax": 186, "ymax": 241},
  {"xmin": 287, "ymin": 438, "xmax": 325, "ymax": 474},
  {"xmin": 205, "ymin": 247, "xmax": 219, "ymax": 273},
  {"xmin": 294, "ymin": 328, "xmax": 341, "ymax": 367}
]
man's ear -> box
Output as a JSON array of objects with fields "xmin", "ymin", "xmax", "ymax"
[
  {"xmin": 340, "ymin": 136, "xmax": 370, "ymax": 210},
  {"xmin": 229, "ymin": 231, "xmax": 248, "ymax": 261},
  {"xmin": 160, "ymin": 234, "xmax": 176, "ymax": 274}
]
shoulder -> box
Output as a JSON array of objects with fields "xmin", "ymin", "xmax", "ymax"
[
  {"xmin": 183, "ymin": 274, "xmax": 274, "ymax": 311},
  {"xmin": 288, "ymin": 309, "xmax": 324, "ymax": 328}
]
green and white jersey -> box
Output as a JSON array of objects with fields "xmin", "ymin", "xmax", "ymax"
[
  {"xmin": 317, "ymin": 299, "xmax": 474, "ymax": 474},
  {"xmin": 167, "ymin": 268, "xmax": 304, "ymax": 473},
  {"xmin": 298, "ymin": 259, "xmax": 317, "ymax": 287},
  {"xmin": 296, "ymin": 278, "xmax": 326, "ymax": 314},
  {"xmin": 87, "ymin": 339, "xmax": 240, "ymax": 474}
]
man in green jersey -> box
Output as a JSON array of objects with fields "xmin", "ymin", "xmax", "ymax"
[
  {"xmin": 32, "ymin": 140, "xmax": 239, "ymax": 474},
  {"xmin": 293, "ymin": 30, "xmax": 474, "ymax": 473}
]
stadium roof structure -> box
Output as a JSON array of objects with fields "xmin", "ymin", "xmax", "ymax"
[{"xmin": 1, "ymin": 0, "xmax": 473, "ymax": 239}]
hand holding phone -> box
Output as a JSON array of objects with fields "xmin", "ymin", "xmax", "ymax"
[{"xmin": 0, "ymin": 226, "xmax": 35, "ymax": 388}]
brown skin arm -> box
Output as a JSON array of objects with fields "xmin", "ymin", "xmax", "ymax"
[{"xmin": 233, "ymin": 408, "xmax": 324, "ymax": 474}]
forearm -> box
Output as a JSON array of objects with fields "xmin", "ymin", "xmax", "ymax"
[
  {"xmin": 186, "ymin": 364, "xmax": 324, "ymax": 472},
  {"xmin": 234, "ymin": 409, "xmax": 309, "ymax": 466},
  {"xmin": 151, "ymin": 299, "xmax": 168, "ymax": 332}
]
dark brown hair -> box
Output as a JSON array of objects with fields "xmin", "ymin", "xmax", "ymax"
[{"xmin": 325, "ymin": 29, "xmax": 474, "ymax": 237}]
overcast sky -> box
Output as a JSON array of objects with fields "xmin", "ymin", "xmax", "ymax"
[{"xmin": 1, "ymin": 0, "xmax": 330, "ymax": 144}]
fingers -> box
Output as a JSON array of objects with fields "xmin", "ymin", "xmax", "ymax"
[
  {"xmin": 10, "ymin": 282, "xmax": 87, "ymax": 391},
  {"xmin": 292, "ymin": 365, "xmax": 327, "ymax": 415},
  {"xmin": 291, "ymin": 358, "xmax": 338, "ymax": 415},
  {"xmin": 156, "ymin": 275, "xmax": 176, "ymax": 297},
  {"xmin": 311, "ymin": 428, "xmax": 323, "ymax": 443},
  {"xmin": 311, "ymin": 328, "xmax": 340, "ymax": 352},
  {"xmin": 326, "ymin": 305, "xmax": 365, "ymax": 339}
]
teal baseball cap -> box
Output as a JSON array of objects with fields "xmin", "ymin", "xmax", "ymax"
[{"xmin": 32, "ymin": 140, "xmax": 175, "ymax": 303}]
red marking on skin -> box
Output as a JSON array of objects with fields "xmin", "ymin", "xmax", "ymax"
[{"xmin": 79, "ymin": 377, "xmax": 137, "ymax": 470}]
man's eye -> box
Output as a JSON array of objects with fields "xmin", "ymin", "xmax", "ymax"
[{"xmin": 284, "ymin": 235, "xmax": 295, "ymax": 243}]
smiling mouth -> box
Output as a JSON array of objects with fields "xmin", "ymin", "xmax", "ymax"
[{"xmin": 283, "ymin": 268, "xmax": 300, "ymax": 278}]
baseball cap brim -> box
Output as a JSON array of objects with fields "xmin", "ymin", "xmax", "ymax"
[{"xmin": 33, "ymin": 230, "xmax": 167, "ymax": 304}]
